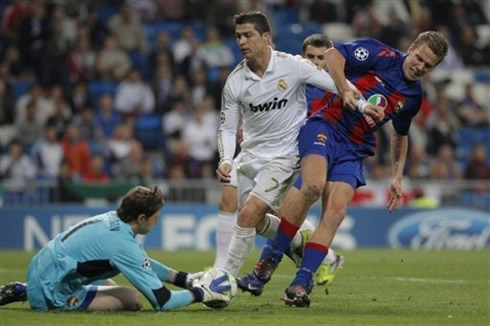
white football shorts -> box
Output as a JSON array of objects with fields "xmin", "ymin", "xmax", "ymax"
[{"xmin": 236, "ymin": 152, "xmax": 300, "ymax": 212}]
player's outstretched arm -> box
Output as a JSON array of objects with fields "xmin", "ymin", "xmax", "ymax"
[
  {"xmin": 387, "ymin": 130, "xmax": 408, "ymax": 212},
  {"xmin": 149, "ymin": 258, "xmax": 204, "ymax": 289},
  {"xmin": 325, "ymin": 48, "xmax": 362, "ymax": 110}
]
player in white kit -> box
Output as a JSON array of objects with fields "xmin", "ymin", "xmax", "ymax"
[
  {"xmin": 213, "ymin": 34, "xmax": 344, "ymax": 286},
  {"xmin": 216, "ymin": 11, "xmax": 366, "ymax": 277}
]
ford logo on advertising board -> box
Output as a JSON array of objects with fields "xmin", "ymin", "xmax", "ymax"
[{"xmin": 388, "ymin": 209, "xmax": 489, "ymax": 250}]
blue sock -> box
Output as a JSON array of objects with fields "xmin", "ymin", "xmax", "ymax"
[
  {"xmin": 255, "ymin": 218, "xmax": 300, "ymax": 267},
  {"xmin": 271, "ymin": 218, "xmax": 301, "ymax": 262},
  {"xmin": 261, "ymin": 239, "xmax": 295, "ymax": 262},
  {"xmin": 16, "ymin": 283, "xmax": 26, "ymax": 294},
  {"xmin": 293, "ymin": 242, "xmax": 328, "ymax": 290}
]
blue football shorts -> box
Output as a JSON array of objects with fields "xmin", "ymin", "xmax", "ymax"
[
  {"xmin": 26, "ymin": 248, "xmax": 98, "ymax": 312},
  {"xmin": 293, "ymin": 118, "xmax": 366, "ymax": 190}
]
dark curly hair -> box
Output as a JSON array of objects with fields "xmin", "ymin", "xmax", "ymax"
[
  {"xmin": 117, "ymin": 186, "xmax": 165, "ymax": 223},
  {"xmin": 234, "ymin": 11, "xmax": 271, "ymax": 35}
]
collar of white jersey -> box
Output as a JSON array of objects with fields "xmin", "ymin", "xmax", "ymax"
[{"xmin": 244, "ymin": 46, "xmax": 276, "ymax": 80}]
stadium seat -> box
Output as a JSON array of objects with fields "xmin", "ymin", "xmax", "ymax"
[
  {"xmin": 474, "ymin": 70, "xmax": 490, "ymax": 83},
  {"xmin": 128, "ymin": 52, "xmax": 149, "ymax": 80},
  {"xmin": 3, "ymin": 187, "xmax": 51, "ymax": 206},
  {"xmin": 144, "ymin": 21, "xmax": 205, "ymax": 50},
  {"xmin": 207, "ymin": 67, "xmax": 220, "ymax": 84},
  {"xmin": 143, "ymin": 24, "xmax": 158, "ymax": 49},
  {"xmin": 151, "ymin": 22, "xmax": 185, "ymax": 42},
  {"xmin": 302, "ymin": 22, "xmax": 322, "ymax": 36},
  {"xmin": 457, "ymin": 128, "xmax": 490, "ymax": 161},
  {"xmin": 88, "ymin": 141, "xmax": 105, "ymax": 156},
  {"xmin": 273, "ymin": 23, "xmax": 323, "ymax": 55},
  {"xmin": 191, "ymin": 22, "xmax": 205, "ymax": 42},
  {"xmin": 88, "ymin": 81, "xmax": 118, "ymax": 102},
  {"xmin": 134, "ymin": 114, "xmax": 164, "ymax": 150},
  {"xmin": 269, "ymin": 7, "xmax": 300, "ymax": 27},
  {"xmin": 13, "ymin": 80, "xmax": 34, "ymax": 101},
  {"xmin": 225, "ymin": 37, "xmax": 242, "ymax": 66},
  {"xmin": 97, "ymin": 5, "xmax": 117, "ymax": 24}
]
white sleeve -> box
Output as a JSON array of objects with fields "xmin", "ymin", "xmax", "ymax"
[
  {"xmin": 217, "ymin": 81, "xmax": 239, "ymax": 165},
  {"xmin": 297, "ymin": 58, "xmax": 339, "ymax": 93},
  {"xmin": 297, "ymin": 58, "xmax": 363, "ymax": 106}
]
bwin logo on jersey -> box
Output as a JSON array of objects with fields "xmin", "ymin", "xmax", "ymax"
[
  {"xmin": 354, "ymin": 47, "xmax": 369, "ymax": 61},
  {"xmin": 249, "ymin": 97, "xmax": 288, "ymax": 112}
]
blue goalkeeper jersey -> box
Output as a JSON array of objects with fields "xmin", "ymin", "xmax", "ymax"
[{"xmin": 28, "ymin": 210, "xmax": 194, "ymax": 311}]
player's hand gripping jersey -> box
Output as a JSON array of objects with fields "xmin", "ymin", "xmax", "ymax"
[
  {"xmin": 218, "ymin": 49, "xmax": 342, "ymax": 164},
  {"xmin": 314, "ymin": 38, "xmax": 422, "ymax": 158}
]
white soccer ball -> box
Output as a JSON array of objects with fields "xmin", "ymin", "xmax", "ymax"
[{"xmin": 201, "ymin": 267, "xmax": 237, "ymax": 309}]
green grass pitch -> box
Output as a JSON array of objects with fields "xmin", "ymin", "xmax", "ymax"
[{"xmin": 1, "ymin": 249, "xmax": 488, "ymax": 325}]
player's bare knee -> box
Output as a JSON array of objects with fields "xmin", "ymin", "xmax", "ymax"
[
  {"xmin": 302, "ymin": 183, "xmax": 323, "ymax": 204},
  {"xmin": 126, "ymin": 289, "xmax": 143, "ymax": 311},
  {"xmin": 328, "ymin": 203, "xmax": 348, "ymax": 222},
  {"xmin": 219, "ymin": 200, "xmax": 235, "ymax": 213},
  {"xmin": 237, "ymin": 210, "xmax": 256, "ymax": 227}
]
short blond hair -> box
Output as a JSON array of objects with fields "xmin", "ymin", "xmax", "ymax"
[{"xmin": 411, "ymin": 31, "xmax": 449, "ymax": 64}]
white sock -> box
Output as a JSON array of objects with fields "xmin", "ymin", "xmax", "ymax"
[
  {"xmin": 297, "ymin": 219, "xmax": 338, "ymax": 264},
  {"xmin": 213, "ymin": 211, "xmax": 238, "ymax": 269},
  {"xmin": 290, "ymin": 219, "xmax": 315, "ymax": 249},
  {"xmin": 257, "ymin": 213, "xmax": 280, "ymax": 239},
  {"xmin": 323, "ymin": 248, "xmax": 337, "ymax": 264},
  {"xmin": 223, "ymin": 225, "xmax": 256, "ymax": 276},
  {"xmin": 300, "ymin": 219, "xmax": 315, "ymax": 232}
]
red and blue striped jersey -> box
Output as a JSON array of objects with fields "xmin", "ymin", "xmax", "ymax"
[
  {"xmin": 314, "ymin": 38, "xmax": 422, "ymax": 157},
  {"xmin": 306, "ymin": 84, "xmax": 327, "ymax": 118}
]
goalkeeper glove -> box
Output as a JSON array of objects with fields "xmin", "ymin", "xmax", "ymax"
[{"xmin": 185, "ymin": 271, "xmax": 205, "ymax": 289}]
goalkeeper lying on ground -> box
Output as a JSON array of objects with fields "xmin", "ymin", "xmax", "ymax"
[{"xmin": 0, "ymin": 186, "xmax": 226, "ymax": 311}]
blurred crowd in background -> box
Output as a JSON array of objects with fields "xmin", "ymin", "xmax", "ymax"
[{"xmin": 0, "ymin": 0, "xmax": 489, "ymax": 204}]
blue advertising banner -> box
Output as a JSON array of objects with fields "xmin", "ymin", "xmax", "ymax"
[{"xmin": 1, "ymin": 205, "xmax": 488, "ymax": 250}]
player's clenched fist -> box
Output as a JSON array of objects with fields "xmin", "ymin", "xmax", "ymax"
[
  {"xmin": 364, "ymin": 104, "xmax": 385, "ymax": 122},
  {"xmin": 216, "ymin": 162, "xmax": 232, "ymax": 183},
  {"xmin": 341, "ymin": 88, "xmax": 363, "ymax": 110}
]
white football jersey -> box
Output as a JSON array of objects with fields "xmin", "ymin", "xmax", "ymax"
[{"xmin": 218, "ymin": 49, "xmax": 339, "ymax": 163}]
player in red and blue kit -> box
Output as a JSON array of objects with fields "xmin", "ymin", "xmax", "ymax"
[{"xmin": 237, "ymin": 31, "xmax": 449, "ymax": 307}]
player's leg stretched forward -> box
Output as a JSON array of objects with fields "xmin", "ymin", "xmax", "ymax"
[
  {"xmin": 311, "ymin": 183, "xmax": 345, "ymax": 286},
  {"xmin": 85, "ymin": 285, "xmax": 143, "ymax": 311},
  {"xmin": 240, "ymin": 195, "xmax": 344, "ymax": 294},
  {"xmin": 213, "ymin": 184, "xmax": 238, "ymax": 269},
  {"xmin": 237, "ymin": 154, "xmax": 328, "ymax": 295},
  {"xmin": 260, "ymin": 182, "xmax": 345, "ymax": 287},
  {"xmin": 0, "ymin": 279, "xmax": 140, "ymax": 311},
  {"xmin": 282, "ymin": 181, "xmax": 354, "ymax": 307}
]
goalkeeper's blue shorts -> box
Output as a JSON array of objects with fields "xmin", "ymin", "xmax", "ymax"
[{"xmin": 26, "ymin": 247, "xmax": 98, "ymax": 311}]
